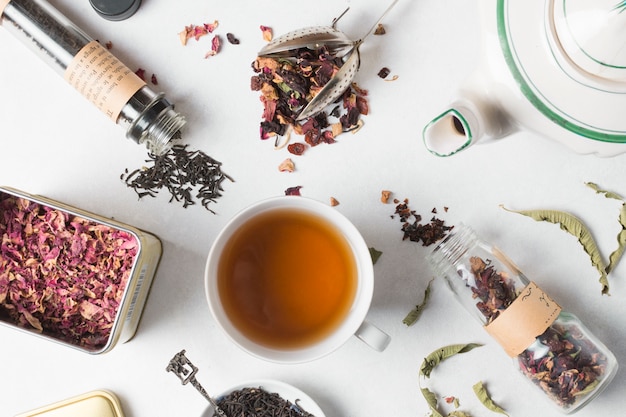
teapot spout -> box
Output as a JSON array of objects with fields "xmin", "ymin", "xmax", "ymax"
[{"xmin": 423, "ymin": 96, "xmax": 511, "ymax": 157}]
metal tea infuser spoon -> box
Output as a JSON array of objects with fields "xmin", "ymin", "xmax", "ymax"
[
  {"xmin": 166, "ymin": 349, "xmax": 228, "ymax": 417},
  {"xmin": 258, "ymin": 0, "xmax": 399, "ymax": 121}
]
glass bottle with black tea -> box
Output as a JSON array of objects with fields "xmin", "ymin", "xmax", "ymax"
[
  {"xmin": 427, "ymin": 224, "xmax": 617, "ymax": 414},
  {"xmin": 0, "ymin": 0, "xmax": 185, "ymax": 155}
]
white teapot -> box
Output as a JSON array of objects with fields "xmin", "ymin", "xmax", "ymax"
[{"xmin": 423, "ymin": 0, "xmax": 626, "ymax": 157}]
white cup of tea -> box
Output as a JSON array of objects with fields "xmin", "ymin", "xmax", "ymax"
[{"xmin": 205, "ymin": 196, "xmax": 390, "ymax": 363}]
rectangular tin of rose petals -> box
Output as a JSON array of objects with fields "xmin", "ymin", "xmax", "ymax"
[
  {"xmin": 0, "ymin": 186, "xmax": 162, "ymax": 354},
  {"xmin": 15, "ymin": 390, "xmax": 126, "ymax": 417}
]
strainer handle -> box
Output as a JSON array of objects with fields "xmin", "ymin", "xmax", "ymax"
[{"xmin": 359, "ymin": 0, "xmax": 400, "ymax": 44}]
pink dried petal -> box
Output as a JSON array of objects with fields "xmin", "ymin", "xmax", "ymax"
[
  {"xmin": 205, "ymin": 35, "xmax": 221, "ymax": 59},
  {"xmin": 0, "ymin": 193, "xmax": 139, "ymax": 350},
  {"xmin": 204, "ymin": 20, "xmax": 219, "ymax": 33},
  {"xmin": 260, "ymin": 25, "xmax": 273, "ymax": 42}
]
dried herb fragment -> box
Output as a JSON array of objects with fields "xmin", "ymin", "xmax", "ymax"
[
  {"xmin": 226, "ymin": 32, "xmax": 240, "ymax": 44},
  {"xmin": 378, "ymin": 67, "xmax": 391, "ymax": 79},
  {"xmin": 472, "ymin": 381, "xmax": 508, "ymax": 416},
  {"xmin": 369, "ymin": 247, "xmax": 383, "ymax": 265},
  {"xmin": 374, "ymin": 23, "xmax": 386, "ymax": 35},
  {"xmin": 204, "ymin": 35, "xmax": 221, "ymax": 58},
  {"xmin": 501, "ymin": 206, "xmax": 609, "ymax": 295},
  {"xmin": 380, "ymin": 190, "xmax": 392, "ymax": 204},
  {"xmin": 284, "ymin": 186, "xmax": 302, "ymax": 196},
  {"xmin": 403, "ymin": 278, "xmax": 434, "ymax": 326},
  {"xmin": 445, "ymin": 396, "xmax": 460, "ymax": 408},
  {"xmin": 0, "ymin": 194, "xmax": 138, "ymax": 350},
  {"xmin": 135, "ymin": 67, "xmax": 146, "ymax": 80},
  {"xmin": 329, "ymin": 197, "xmax": 339, "ymax": 207},
  {"xmin": 151, "ymin": 73, "xmax": 158, "ymax": 85},
  {"xmin": 214, "ymin": 386, "xmax": 315, "ymax": 417},
  {"xmin": 122, "ymin": 144, "xmax": 233, "ymax": 212},
  {"xmin": 287, "ymin": 143, "xmax": 307, "ymax": 156},
  {"xmin": 260, "ymin": 25, "xmax": 273, "ymax": 41},
  {"xmin": 393, "ymin": 199, "xmax": 453, "ymax": 246},
  {"xmin": 278, "ymin": 158, "xmax": 295, "ymax": 172}
]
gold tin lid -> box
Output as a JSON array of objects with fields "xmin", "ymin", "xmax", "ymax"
[{"xmin": 14, "ymin": 390, "xmax": 125, "ymax": 417}]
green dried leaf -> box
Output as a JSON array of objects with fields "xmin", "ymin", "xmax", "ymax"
[
  {"xmin": 420, "ymin": 343, "xmax": 483, "ymax": 378},
  {"xmin": 403, "ymin": 278, "xmax": 434, "ymax": 326},
  {"xmin": 369, "ymin": 247, "xmax": 383, "ymax": 264},
  {"xmin": 421, "ymin": 387, "xmax": 445, "ymax": 417},
  {"xmin": 585, "ymin": 182, "xmax": 626, "ymax": 273},
  {"xmin": 472, "ymin": 381, "xmax": 509, "ymax": 416},
  {"xmin": 607, "ymin": 205, "xmax": 626, "ymax": 274},
  {"xmin": 447, "ymin": 412, "xmax": 473, "ymax": 417},
  {"xmin": 585, "ymin": 182, "xmax": 624, "ymax": 201},
  {"xmin": 501, "ymin": 206, "xmax": 609, "ymax": 295}
]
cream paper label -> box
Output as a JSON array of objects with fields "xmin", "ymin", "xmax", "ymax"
[
  {"xmin": 64, "ymin": 41, "xmax": 146, "ymax": 121},
  {"xmin": 485, "ymin": 281, "xmax": 562, "ymax": 357},
  {"xmin": 1, "ymin": 0, "xmax": 11, "ymax": 15}
]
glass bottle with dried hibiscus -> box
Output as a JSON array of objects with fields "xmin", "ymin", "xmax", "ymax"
[{"xmin": 427, "ymin": 224, "xmax": 618, "ymax": 414}]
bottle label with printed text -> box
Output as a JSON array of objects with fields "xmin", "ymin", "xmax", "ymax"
[
  {"xmin": 64, "ymin": 40, "xmax": 145, "ymax": 122},
  {"xmin": 485, "ymin": 281, "xmax": 562, "ymax": 357}
]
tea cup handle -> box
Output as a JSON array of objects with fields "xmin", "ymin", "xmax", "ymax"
[{"xmin": 355, "ymin": 321, "xmax": 390, "ymax": 352}]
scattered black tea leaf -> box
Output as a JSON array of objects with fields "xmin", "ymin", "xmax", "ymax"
[{"xmin": 122, "ymin": 144, "xmax": 233, "ymax": 212}]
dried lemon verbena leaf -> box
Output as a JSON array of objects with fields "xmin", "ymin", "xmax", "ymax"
[
  {"xmin": 586, "ymin": 182, "xmax": 626, "ymax": 274},
  {"xmin": 403, "ymin": 278, "xmax": 434, "ymax": 326},
  {"xmin": 473, "ymin": 381, "xmax": 509, "ymax": 416},
  {"xmin": 419, "ymin": 343, "xmax": 483, "ymax": 417},
  {"xmin": 421, "ymin": 387, "xmax": 445, "ymax": 417},
  {"xmin": 501, "ymin": 206, "xmax": 609, "ymax": 295},
  {"xmin": 420, "ymin": 343, "xmax": 483, "ymax": 378}
]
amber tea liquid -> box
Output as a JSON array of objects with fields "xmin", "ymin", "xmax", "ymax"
[{"xmin": 217, "ymin": 208, "xmax": 358, "ymax": 349}]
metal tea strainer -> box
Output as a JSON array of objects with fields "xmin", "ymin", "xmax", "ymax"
[{"xmin": 258, "ymin": 0, "xmax": 399, "ymax": 121}]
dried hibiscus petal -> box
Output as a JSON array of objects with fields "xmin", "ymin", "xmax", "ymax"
[
  {"xmin": 284, "ymin": 186, "xmax": 302, "ymax": 196},
  {"xmin": 226, "ymin": 33, "xmax": 240, "ymax": 45},
  {"xmin": 135, "ymin": 68, "xmax": 146, "ymax": 81},
  {"xmin": 287, "ymin": 142, "xmax": 307, "ymax": 155}
]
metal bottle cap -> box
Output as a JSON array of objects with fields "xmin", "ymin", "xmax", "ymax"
[{"xmin": 89, "ymin": 0, "xmax": 141, "ymax": 21}]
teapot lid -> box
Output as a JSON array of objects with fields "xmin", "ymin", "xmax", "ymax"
[
  {"xmin": 553, "ymin": 0, "xmax": 626, "ymax": 82},
  {"xmin": 499, "ymin": 0, "xmax": 626, "ymax": 144}
]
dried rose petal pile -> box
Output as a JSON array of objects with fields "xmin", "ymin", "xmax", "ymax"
[
  {"xmin": 251, "ymin": 46, "xmax": 369, "ymax": 155},
  {"xmin": 0, "ymin": 194, "xmax": 138, "ymax": 350}
]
